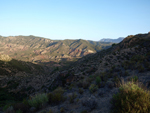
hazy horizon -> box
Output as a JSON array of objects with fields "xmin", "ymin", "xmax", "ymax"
[
  {"xmin": 1, "ymin": 0, "xmax": 150, "ymax": 41},
  {"xmin": 0, "ymin": 34, "xmax": 125, "ymax": 41}
]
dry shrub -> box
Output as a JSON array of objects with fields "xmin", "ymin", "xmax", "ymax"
[
  {"xmin": 28, "ymin": 93, "xmax": 48, "ymax": 109},
  {"xmin": 111, "ymin": 81, "xmax": 150, "ymax": 113},
  {"xmin": 89, "ymin": 84, "xmax": 98, "ymax": 93},
  {"xmin": 77, "ymin": 79, "xmax": 90, "ymax": 89},
  {"xmin": 47, "ymin": 87, "xmax": 65, "ymax": 105}
]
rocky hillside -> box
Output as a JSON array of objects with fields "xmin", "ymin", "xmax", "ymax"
[
  {"xmin": 39, "ymin": 32, "xmax": 150, "ymax": 113},
  {"xmin": 0, "ymin": 35, "xmax": 112, "ymax": 65},
  {"xmin": 0, "ymin": 55, "xmax": 50, "ymax": 107},
  {"xmin": 1, "ymin": 32, "xmax": 150, "ymax": 113}
]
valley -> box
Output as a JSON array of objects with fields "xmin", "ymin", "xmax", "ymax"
[
  {"xmin": 0, "ymin": 32, "xmax": 150, "ymax": 113},
  {"xmin": 0, "ymin": 35, "xmax": 112, "ymax": 68}
]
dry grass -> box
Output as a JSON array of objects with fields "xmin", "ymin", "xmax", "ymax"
[{"xmin": 0, "ymin": 54, "xmax": 12, "ymax": 62}]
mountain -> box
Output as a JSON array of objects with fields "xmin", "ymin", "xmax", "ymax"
[
  {"xmin": 0, "ymin": 36, "xmax": 112, "ymax": 66},
  {"xmin": 88, "ymin": 40, "xmax": 112, "ymax": 50},
  {"xmin": 1, "ymin": 32, "xmax": 150, "ymax": 113},
  {"xmin": 100, "ymin": 37, "xmax": 124, "ymax": 43}
]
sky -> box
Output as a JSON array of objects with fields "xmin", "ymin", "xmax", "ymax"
[{"xmin": 0, "ymin": 0, "xmax": 150, "ymax": 41}]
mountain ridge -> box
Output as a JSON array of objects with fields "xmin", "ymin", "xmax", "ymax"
[
  {"xmin": 0, "ymin": 35, "xmax": 112, "ymax": 66},
  {"xmin": 100, "ymin": 37, "xmax": 124, "ymax": 43}
]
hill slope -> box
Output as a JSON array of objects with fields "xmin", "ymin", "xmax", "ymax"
[
  {"xmin": 0, "ymin": 35, "xmax": 112, "ymax": 64},
  {"xmin": 41, "ymin": 32, "xmax": 150, "ymax": 113},
  {"xmin": 1, "ymin": 32, "xmax": 150, "ymax": 112},
  {"xmin": 0, "ymin": 55, "xmax": 49, "ymax": 107}
]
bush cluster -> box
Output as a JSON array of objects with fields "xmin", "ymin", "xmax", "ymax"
[
  {"xmin": 130, "ymin": 75, "xmax": 138, "ymax": 82},
  {"xmin": 3, "ymin": 87, "xmax": 65, "ymax": 112},
  {"xmin": 89, "ymin": 84, "xmax": 98, "ymax": 93},
  {"xmin": 111, "ymin": 81, "xmax": 150, "ymax": 113},
  {"xmin": 28, "ymin": 93, "xmax": 48, "ymax": 108},
  {"xmin": 47, "ymin": 87, "xmax": 65, "ymax": 105},
  {"xmin": 77, "ymin": 79, "xmax": 90, "ymax": 89}
]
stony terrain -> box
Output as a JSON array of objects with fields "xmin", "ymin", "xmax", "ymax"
[
  {"xmin": 38, "ymin": 32, "xmax": 150, "ymax": 113},
  {"xmin": 0, "ymin": 32, "xmax": 150, "ymax": 113}
]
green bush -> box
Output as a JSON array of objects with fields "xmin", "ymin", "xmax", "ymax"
[
  {"xmin": 111, "ymin": 81, "xmax": 150, "ymax": 113},
  {"xmin": 47, "ymin": 87, "xmax": 65, "ymax": 105},
  {"xmin": 28, "ymin": 93, "xmax": 48, "ymax": 108},
  {"xmin": 113, "ymin": 76, "xmax": 121, "ymax": 87},
  {"xmin": 89, "ymin": 84, "xmax": 98, "ymax": 93},
  {"xmin": 130, "ymin": 75, "xmax": 138, "ymax": 82},
  {"xmin": 96, "ymin": 76, "xmax": 101, "ymax": 85}
]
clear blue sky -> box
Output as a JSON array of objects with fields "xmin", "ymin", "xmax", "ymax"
[{"xmin": 1, "ymin": 0, "xmax": 150, "ymax": 41}]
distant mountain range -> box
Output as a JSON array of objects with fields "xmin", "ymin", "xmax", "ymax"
[
  {"xmin": 100, "ymin": 37, "xmax": 124, "ymax": 43},
  {"xmin": 0, "ymin": 35, "xmax": 112, "ymax": 65}
]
